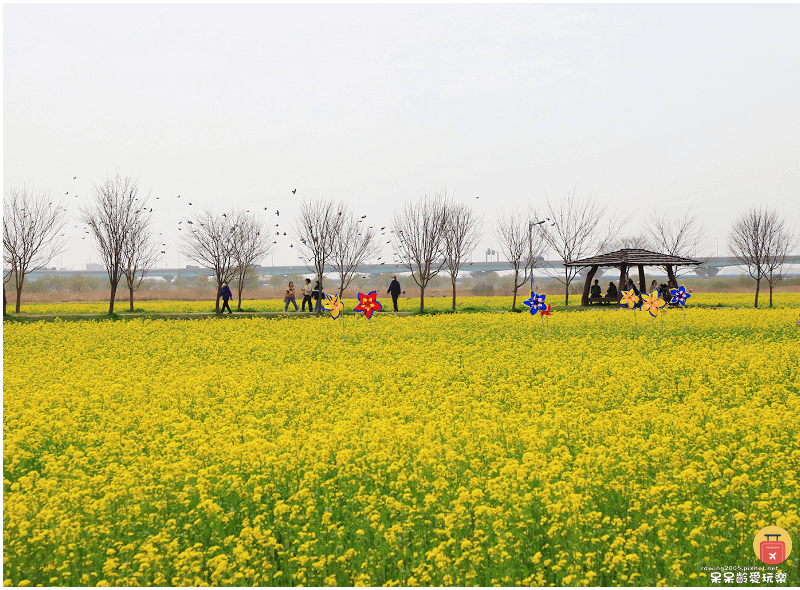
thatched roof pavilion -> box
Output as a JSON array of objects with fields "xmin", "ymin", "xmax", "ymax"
[{"xmin": 565, "ymin": 248, "xmax": 702, "ymax": 306}]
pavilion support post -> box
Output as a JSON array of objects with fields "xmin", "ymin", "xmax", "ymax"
[
  {"xmin": 581, "ymin": 265, "xmax": 598, "ymax": 307},
  {"xmin": 638, "ymin": 264, "xmax": 647, "ymax": 294},
  {"xmin": 618, "ymin": 264, "xmax": 627, "ymax": 304},
  {"xmin": 666, "ymin": 264, "xmax": 677, "ymax": 285}
]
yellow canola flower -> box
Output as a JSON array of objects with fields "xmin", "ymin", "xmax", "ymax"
[{"xmin": 3, "ymin": 304, "xmax": 800, "ymax": 586}]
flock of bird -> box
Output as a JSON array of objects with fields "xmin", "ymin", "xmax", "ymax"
[{"xmin": 56, "ymin": 182, "xmax": 410, "ymax": 269}]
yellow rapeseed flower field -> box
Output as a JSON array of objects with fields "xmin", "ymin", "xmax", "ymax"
[
  {"xmin": 3, "ymin": 302, "xmax": 799, "ymax": 586},
  {"xmin": 14, "ymin": 292, "xmax": 800, "ymax": 315}
]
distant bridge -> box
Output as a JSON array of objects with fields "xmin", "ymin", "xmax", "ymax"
[{"xmin": 26, "ymin": 255, "xmax": 800, "ymax": 282}]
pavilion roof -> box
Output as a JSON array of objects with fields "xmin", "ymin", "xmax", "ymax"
[{"xmin": 564, "ymin": 248, "xmax": 702, "ymax": 267}]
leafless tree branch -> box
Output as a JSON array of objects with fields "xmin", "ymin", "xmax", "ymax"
[
  {"xmin": 495, "ymin": 209, "xmax": 546, "ymax": 311},
  {"xmin": 294, "ymin": 198, "xmax": 345, "ymax": 315},
  {"xmin": 180, "ymin": 209, "xmax": 237, "ymax": 313},
  {"xmin": 534, "ymin": 188, "xmax": 625, "ymax": 305},
  {"xmin": 3, "ymin": 186, "xmax": 68, "ymax": 313},
  {"xmin": 443, "ymin": 200, "xmax": 482, "ymax": 310},
  {"xmin": 78, "ymin": 174, "xmax": 144, "ymax": 315},
  {"xmin": 329, "ymin": 205, "xmax": 380, "ymax": 299},
  {"xmin": 391, "ymin": 190, "xmax": 449, "ymax": 313}
]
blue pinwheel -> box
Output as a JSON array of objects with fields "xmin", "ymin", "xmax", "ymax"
[
  {"xmin": 670, "ymin": 285, "xmax": 691, "ymax": 307},
  {"xmin": 523, "ymin": 291, "xmax": 547, "ymax": 315}
]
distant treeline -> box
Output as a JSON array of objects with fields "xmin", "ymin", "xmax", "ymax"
[{"xmin": 7, "ymin": 270, "xmax": 799, "ymax": 297}]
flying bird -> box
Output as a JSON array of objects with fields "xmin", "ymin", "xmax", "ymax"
[
  {"xmin": 289, "ymin": 244, "xmax": 293, "ymax": 248},
  {"xmin": 65, "ymin": 191, "xmax": 68, "ymax": 195},
  {"xmin": 291, "ymin": 189, "xmax": 296, "ymax": 194},
  {"xmin": 381, "ymin": 227, "xmax": 385, "ymax": 230},
  {"xmin": 222, "ymin": 213, "xmax": 227, "ymax": 217},
  {"xmin": 188, "ymin": 202, "xmax": 192, "ymax": 205},
  {"xmin": 276, "ymin": 210, "xmax": 280, "ymax": 216},
  {"xmin": 149, "ymin": 208, "xmax": 153, "ymax": 212},
  {"xmin": 73, "ymin": 176, "xmax": 77, "ymax": 180},
  {"xmin": 361, "ymin": 215, "xmax": 366, "ymax": 218},
  {"xmin": 177, "ymin": 195, "xmax": 180, "ymax": 198},
  {"xmin": 161, "ymin": 251, "xmax": 165, "ymax": 254}
]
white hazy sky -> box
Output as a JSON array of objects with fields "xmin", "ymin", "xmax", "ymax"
[{"xmin": 4, "ymin": 3, "xmax": 799, "ymax": 269}]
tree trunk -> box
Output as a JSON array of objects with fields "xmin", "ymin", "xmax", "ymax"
[
  {"xmin": 769, "ymin": 280, "xmax": 773, "ymax": 308},
  {"xmin": 666, "ymin": 264, "xmax": 677, "ymax": 285},
  {"xmin": 564, "ymin": 281, "xmax": 569, "ymax": 307},
  {"xmin": 316, "ymin": 277, "xmax": 323, "ymax": 315},
  {"xmin": 618, "ymin": 264, "xmax": 627, "ymax": 305},
  {"xmin": 216, "ymin": 283, "xmax": 222, "ymax": 313},
  {"xmin": 420, "ymin": 286, "xmax": 425, "ymax": 313},
  {"xmin": 451, "ymin": 278, "xmax": 457, "ymax": 311},
  {"xmin": 3, "ymin": 284, "xmax": 7, "ymax": 316},
  {"xmin": 754, "ymin": 277, "xmax": 760, "ymax": 308},
  {"xmin": 129, "ymin": 284, "xmax": 135, "ymax": 312},
  {"xmin": 16, "ymin": 282, "xmax": 24, "ymax": 313},
  {"xmin": 109, "ymin": 282, "xmax": 117, "ymax": 315},
  {"xmin": 237, "ymin": 288, "xmax": 243, "ymax": 311},
  {"xmin": 637, "ymin": 264, "xmax": 646, "ymax": 295},
  {"xmin": 512, "ymin": 269, "xmax": 520, "ymax": 311},
  {"xmin": 581, "ymin": 266, "xmax": 598, "ymax": 307}
]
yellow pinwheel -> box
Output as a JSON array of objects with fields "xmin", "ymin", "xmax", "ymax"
[
  {"xmin": 619, "ymin": 289, "xmax": 640, "ymax": 309},
  {"xmin": 323, "ymin": 293, "xmax": 344, "ymax": 320},
  {"xmin": 640, "ymin": 290, "xmax": 666, "ymax": 317}
]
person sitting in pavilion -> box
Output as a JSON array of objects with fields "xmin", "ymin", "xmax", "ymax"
[
  {"xmin": 590, "ymin": 279, "xmax": 602, "ymax": 302},
  {"xmin": 606, "ymin": 281, "xmax": 618, "ymax": 300}
]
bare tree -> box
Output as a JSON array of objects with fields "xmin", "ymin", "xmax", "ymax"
[
  {"xmin": 534, "ymin": 189, "xmax": 624, "ymax": 306},
  {"xmin": 229, "ymin": 210, "xmax": 274, "ymax": 310},
  {"xmin": 608, "ymin": 234, "xmax": 651, "ymax": 252},
  {"xmin": 294, "ymin": 198, "xmax": 345, "ymax": 315},
  {"xmin": 329, "ymin": 205, "xmax": 380, "ymax": 299},
  {"xmin": 443, "ymin": 202, "xmax": 482, "ymax": 310},
  {"xmin": 762, "ymin": 212, "xmax": 797, "ymax": 308},
  {"xmin": 392, "ymin": 191, "xmax": 449, "ymax": 313},
  {"xmin": 3, "ymin": 186, "xmax": 68, "ymax": 313},
  {"xmin": 121, "ymin": 201, "xmax": 159, "ymax": 312},
  {"xmin": 180, "ymin": 209, "xmax": 237, "ymax": 313},
  {"xmin": 78, "ymin": 174, "xmax": 144, "ymax": 315},
  {"xmin": 645, "ymin": 209, "xmax": 709, "ymax": 282},
  {"xmin": 728, "ymin": 207, "xmax": 778, "ymax": 308},
  {"xmin": 494, "ymin": 209, "xmax": 545, "ymax": 311}
]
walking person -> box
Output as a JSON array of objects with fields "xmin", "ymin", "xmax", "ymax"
[
  {"xmin": 301, "ymin": 278, "xmax": 314, "ymax": 312},
  {"xmin": 220, "ymin": 281, "xmax": 233, "ymax": 314},
  {"xmin": 284, "ymin": 281, "xmax": 298, "ymax": 312},
  {"xmin": 387, "ymin": 275, "xmax": 401, "ymax": 312}
]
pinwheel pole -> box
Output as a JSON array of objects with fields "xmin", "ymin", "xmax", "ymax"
[
  {"xmin": 369, "ymin": 317, "xmax": 374, "ymax": 340},
  {"xmin": 682, "ymin": 307, "xmax": 687, "ymax": 334},
  {"xmin": 540, "ymin": 313, "xmax": 547, "ymax": 340},
  {"xmin": 632, "ymin": 308, "xmax": 638, "ymax": 337},
  {"xmin": 660, "ymin": 309, "xmax": 665, "ymax": 337}
]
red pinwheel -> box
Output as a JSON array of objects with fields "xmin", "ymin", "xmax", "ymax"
[
  {"xmin": 541, "ymin": 304, "xmax": 553, "ymax": 316},
  {"xmin": 354, "ymin": 291, "xmax": 382, "ymax": 320}
]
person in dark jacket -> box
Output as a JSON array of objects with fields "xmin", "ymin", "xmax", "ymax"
[
  {"xmin": 312, "ymin": 280, "xmax": 324, "ymax": 312},
  {"xmin": 387, "ymin": 275, "xmax": 401, "ymax": 312},
  {"xmin": 220, "ymin": 281, "xmax": 233, "ymax": 314},
  {"xmin": 606, "ymin": 281, "xmax": 618, "ymax": 300},
  {"xmin": 590, "ymin": 279, "xmax": 602, "ymax": 300}
]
